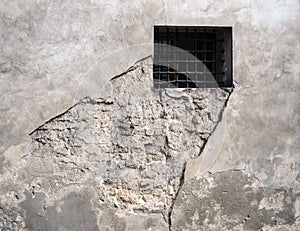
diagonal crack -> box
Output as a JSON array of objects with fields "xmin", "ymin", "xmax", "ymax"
[
  {"xmin": 167, "ymin": 162, "xmax": 186, "ymax": 231},
  {"xmin": 197, "ymin": 88, "xmax": 234, "ymax": 154},
  {"xmin": 167, "ymin": 87, "xmax": 234, "ymax": 230}
]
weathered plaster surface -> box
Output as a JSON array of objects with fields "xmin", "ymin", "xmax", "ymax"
[
  {"xmin": 0, "ymin": 0, "xmax": 300, "ymax": 230},
  {"xmin": 171, "ymin": 170, "xmax": 300, "ymax": 230}
]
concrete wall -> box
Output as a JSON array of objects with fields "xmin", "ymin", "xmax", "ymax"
[{"xmin": 0, "ymin": 0, "xmax": 299, "ymax": 230}]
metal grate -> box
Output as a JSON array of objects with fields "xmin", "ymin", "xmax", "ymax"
[{"xmin": 153, "ymin": 26, "xmax": 232, "ymax": 89}]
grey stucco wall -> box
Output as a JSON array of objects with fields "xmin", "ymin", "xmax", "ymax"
[{"xmin": 0, "ymin": 0, "xmax": 300, "ymax": 230}]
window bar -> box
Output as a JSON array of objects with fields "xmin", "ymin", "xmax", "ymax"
[
  {"xmin": 204, "ymin": 28, "xmax": 207, "ymax": 88},
  {"xmin": 175, "ymin": 27, "xmax": 178, "ymax": 88},
  {"xmin": 214, "ymin": 29, "xmax": 217, "ymax": 85},
  {"xmin": 220, "ymin": 32, "xmax": 226, "ymax": 84},
  {"xmin": 193, "ymin": 27, "xmax": 196, "ymax": 87},
  {"xmin": 154, "ymin": 27, "xmax": 157, "ymax": 88},
  {"xmin": 185, "ymin": 27, "xmax": 188, "ymax": 87},
  {"xmin": 173, "ymin": 29, "xmax": 176, "ymax": 87}
]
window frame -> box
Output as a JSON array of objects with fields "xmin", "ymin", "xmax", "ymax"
[{"xmin": 153, "ymin": 26, "xmax": 233, "ymax": 89}]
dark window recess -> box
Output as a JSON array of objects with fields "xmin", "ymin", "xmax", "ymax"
[{"xmin": 153, "ymin": 26, "xmax": 232, "ymax": 88}]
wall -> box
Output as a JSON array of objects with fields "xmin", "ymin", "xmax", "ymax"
[{"xmin": 0, "ymin": 0, "xmax": 299, "ymax": 230}]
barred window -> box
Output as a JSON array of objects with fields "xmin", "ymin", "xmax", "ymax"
[{"xmin": 153, "ymin": 26, "xmax": 232, "ymax": 89}]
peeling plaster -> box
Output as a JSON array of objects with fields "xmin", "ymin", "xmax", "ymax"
[{"xmin": 1, "ymin": 0, "xmax": 300, "ymax": 230}]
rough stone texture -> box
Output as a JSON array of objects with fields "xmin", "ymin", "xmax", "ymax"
[
  {"xmin": 0, "ymin": 60, "xmax": 230, "ymax": 230},
  {"xmin": 1, "ymin": 0, "xmax": 300, "ymax": 230}
]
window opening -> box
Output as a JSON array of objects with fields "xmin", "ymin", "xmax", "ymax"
[{"xmin": 153, "ymin": 26, "xmax": 232, "ymax": 88}]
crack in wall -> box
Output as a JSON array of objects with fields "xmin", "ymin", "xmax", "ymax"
[
  {"xmin": 14, "ymin": 57, "xmax": 235, "ymax": 230},
  {"xmin": 169, "ymin": 170, "xmax": 300, "ymax": 230},
  {"xmin": 167, "ymin": 162, "xmax": 186, "ymax": 231},
  {"xmin": 167, "ymin": 87, "xmax": 234, "ymax": 230}
]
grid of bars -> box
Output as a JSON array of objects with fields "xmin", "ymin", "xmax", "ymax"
[{"xmin": 153, "ymin": 26, "xmax": 232, "ymax": 88}]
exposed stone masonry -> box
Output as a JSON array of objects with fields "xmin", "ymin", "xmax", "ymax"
[
  {"xmin": 1, "ymin": 0, "xmax": 300, "ymax": 230},
  {"xmin": 1, "ymin": 57, "xmax": 299, "ymax": 230},
  {"xmin": 28, "ymin": 59, "xmax": 230, "ymax": 220}
]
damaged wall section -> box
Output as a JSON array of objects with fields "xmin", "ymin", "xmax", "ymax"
[{"xmin": 0, "ymin": 58, "xmax": 232, "ymax": 230}]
